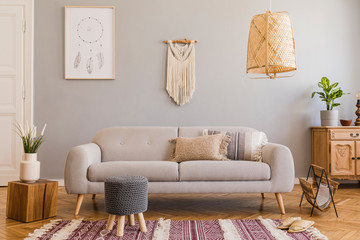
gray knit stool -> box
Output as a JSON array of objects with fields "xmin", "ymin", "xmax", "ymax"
[{"xmin": 104, "ymin": 176, "xmax": 148, "ymax": 236}]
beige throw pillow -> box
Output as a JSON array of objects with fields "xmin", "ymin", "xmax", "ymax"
[{"xmin": 169, "ymin": 134, "xmax": 231, "ymax": 162}]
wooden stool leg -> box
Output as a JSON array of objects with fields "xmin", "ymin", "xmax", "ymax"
[
  {"xmin": 106, "ymin": 214, "xmax": 116, "ymax": 230},
  {"xmin": 74, "ymin": 194, "xmax": 84, "ymax": 216},
  {"xmin": 128, "ymin": 214, "xmax": 135, "ymax": 226},
  {"xmin": 117, "ymin": 215, "xmax": 125, "ymax": 236},
  {"xmin": 137, "ymin": 212, "xmax": 147, "ymax": 232},
  {"xmin": 92, "ymin": 194, "xmax": 96, "ymax": 199},
  {"xmin": 275, "ymin": 193, "xmax": 285, "ymax": 214},
  {"xmin": 261, "ymin": 193, "xmax": 265, "ymax": 198}
]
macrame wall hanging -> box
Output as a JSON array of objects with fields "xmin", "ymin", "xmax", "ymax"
[{"xmin": 164, "ymin": 39, "xmax": 198, "ymax": 106}]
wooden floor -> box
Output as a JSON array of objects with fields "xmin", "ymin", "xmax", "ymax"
[{"xmin": 1, "ymin": 184, "xmax": 360, "ymax": 240}]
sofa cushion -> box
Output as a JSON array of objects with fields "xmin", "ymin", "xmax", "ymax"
[
  {"xmin": 92, "ymin": 127, "xmax": 178, "ymax": 162},
  {"xmin": 179, "ymin": 160, "xmax": 271, "ymax": 181},
  {"xmin": 88, "ymin": 161, "xmax": 179, "ymax": 182}
]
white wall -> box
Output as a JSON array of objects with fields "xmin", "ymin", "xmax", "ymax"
[{"xmin": 34, "ymin": 0, "xmax": 360, "ymax": 179}]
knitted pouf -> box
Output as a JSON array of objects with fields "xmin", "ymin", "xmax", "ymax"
[{"xmin": 105, "ymin": 176, "xmax": 148, "ymax": 216}]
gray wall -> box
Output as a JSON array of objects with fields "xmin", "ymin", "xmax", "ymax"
[{"xmin": 35, "ymin": 0, "xmax": 360, "ymax": 179}]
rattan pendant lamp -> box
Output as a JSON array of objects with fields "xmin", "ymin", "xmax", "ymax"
[{"xmin": 246, "ymin": 0, "xmax": 296, "ymax": 79}]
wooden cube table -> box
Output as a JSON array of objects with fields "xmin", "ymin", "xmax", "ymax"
[{"xmin": 6, "ymin": 179, "xmax": 58, "ymax": 222}]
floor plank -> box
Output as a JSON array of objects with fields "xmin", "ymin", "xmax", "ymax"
[{"xmin": 0, "ymin": 185, "xmax": 359, "ymax": 240}]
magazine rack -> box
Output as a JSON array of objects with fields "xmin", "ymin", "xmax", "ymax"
[{"xmin": 299, "ymin": 164, "xmax": 339, "ymax": 217}]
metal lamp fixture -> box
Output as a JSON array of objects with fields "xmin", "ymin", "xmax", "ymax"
[{"xmin": 246, "ymin": 7, "xmax": 297, "ymax": 79}]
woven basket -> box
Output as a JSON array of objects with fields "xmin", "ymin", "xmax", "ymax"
[
  {"xmin": 246, "ymin": 11, "xmax": 296, "ymax": 79},
  {"xmin": 299, "ymin": 164, "xmax": 339, "ymax": 211}
]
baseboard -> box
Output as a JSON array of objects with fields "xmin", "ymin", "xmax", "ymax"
[{"xmin": 48, "ymin": 178, "xmax": 64, "ymax": 186}]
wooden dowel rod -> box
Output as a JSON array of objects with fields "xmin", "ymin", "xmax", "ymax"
[{"xmin": 164, "ymin": 40, "xmax": 198, "ymax": 44}]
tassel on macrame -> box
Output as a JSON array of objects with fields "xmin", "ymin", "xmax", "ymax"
[{"xmin": 166, "ymin": 42, "xmax": 196, "ymax": 106}]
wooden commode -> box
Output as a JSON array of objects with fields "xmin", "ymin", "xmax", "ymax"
[{"xmin": 311, "ymin": 126, "xmax": 360, "ymax": 180}]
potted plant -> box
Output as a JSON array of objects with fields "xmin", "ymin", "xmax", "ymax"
[
  {"xmin": 311, "ymin": 77, "xmax": 348, "ymax": 126},
  {"xmin": 15, "ymin": 122, "xmax": 46, "ymax": 182}
]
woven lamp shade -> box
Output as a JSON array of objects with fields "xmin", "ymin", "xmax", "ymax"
[{"xmin": 246, "ymin": 11, "xmax": 296, "ymax": 79}]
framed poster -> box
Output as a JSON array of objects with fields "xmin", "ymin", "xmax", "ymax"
[{"xmin": 64, "ymin": 6, "xmax": 115, "ymax": 79}]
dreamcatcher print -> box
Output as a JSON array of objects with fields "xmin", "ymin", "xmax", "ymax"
[
  {"xmin": 65, "ymin": 6, "xmax": 115, "ymax": 79},
  {"xmin": 74, "ymin": 16, "xmax": 105, "ymax": 74}
]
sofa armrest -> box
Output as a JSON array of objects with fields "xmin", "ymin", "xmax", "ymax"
[
  {"xmin": 64, "ymin": 143, "xmax": 101, "ymax": 194},
  {"xmin": 262, "ymin": 143, "xmax": 295, "ymax": 193}
]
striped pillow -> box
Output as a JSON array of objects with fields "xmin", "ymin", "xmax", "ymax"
[{"xmin": 204, "ymin": 129, "xmax": 268, "ymax": 161}]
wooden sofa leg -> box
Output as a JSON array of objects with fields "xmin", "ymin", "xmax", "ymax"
[
  {"xmin": 75, "ymin": 194, "xmax": 85, "ymax": 215},
  {"xmin": 275, "ymin": 193, "xmax": 285, "ymax": 214}
]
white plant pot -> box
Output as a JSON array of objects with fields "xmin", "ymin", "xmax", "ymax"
[
  {"xmin": 20, "ymin": 153, "xmax": 40, "ymax": 183},
  {"xmin": 320, "ymin": 110, "xmax": 339, "ymax": 126}
]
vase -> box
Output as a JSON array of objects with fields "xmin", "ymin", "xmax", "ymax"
[
  {"xmin": 320, "ymin": 110, "xmax": 339, "ymax": 126},
  {"xmin": 20, "ymin": 153, "xmax": 40, "ymax": 183}
]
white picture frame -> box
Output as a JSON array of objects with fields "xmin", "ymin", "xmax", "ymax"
[{"xmin": 64, "ymin": 6, "xmax": 115, "ymax": 79}]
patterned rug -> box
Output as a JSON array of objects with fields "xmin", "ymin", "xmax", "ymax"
[{"xmin": 25, "ymin": 217, "xmax": 328, "ymax": 240}]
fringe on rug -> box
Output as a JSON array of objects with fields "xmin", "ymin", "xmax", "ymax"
[
  {"xmin": 152, "ymin": 218, "xmax": 171, "ymax": 240},
  {"xmin": 306, "ymin": 227, "xmax": 329, "ymax": 240},
  {"xmin": 258, "ymin": 217, "xmax": 293, "ymax": 240},
  {"xmin": 218, "ymin": 219, "xmax": 242, "ymax": 240},
  {"xmin": 50, "ymin": 218, "xmax": 83, "ymax": 240},
  {"xmin": 25, "ymin": 219, "xmax": 63, "ymax": 240}
]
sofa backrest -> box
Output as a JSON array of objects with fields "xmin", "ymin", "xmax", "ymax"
[
  {"xmin": 92, "ymin": 126, "xmax": 259, "ymax": 162},
  {"xmin": 178, "ymin": 126, "xmax": 258, "ymax": 137},
  {"xmin": 92, "ymin": 127, "xmax": 178, "ymax": 162}
]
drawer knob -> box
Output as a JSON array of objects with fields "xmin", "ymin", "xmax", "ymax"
[
  {"xmin": 352, "ymin": 157, "xmax": 355, "ymax": 160},
  {"xmin": 350, "ymin": 133, "xmax": 359, "ymax": 137}
]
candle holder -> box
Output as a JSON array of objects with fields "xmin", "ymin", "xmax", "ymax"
[{"xmin": 356, "ymin": 99, "xmax": 360, "ymax": 126}]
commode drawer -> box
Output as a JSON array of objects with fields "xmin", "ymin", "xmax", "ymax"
[{"xmin": 330, "ymin": 129, "xmax": 360, "ymax": 140}]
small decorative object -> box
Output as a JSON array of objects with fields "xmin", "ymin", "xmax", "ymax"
[
  {"xmin": 340, "ymin": 119, "xmax": 352, "ymax": 126},
  {"xmin": 246, "ymin": 3, "xmax": 296, "ymax": 79},
  {"xmin": 299, "ymin": 164, "xmax": 339, "ymax": 217},
  {"xmin": 15, "ymin": 122, "xmax": 46, "ymax": 183},
  {"xmin": 164, "ymin": 38, "xmax": 197, "ymax": 106},
  {"xmin": 311, "ymin": 77, "xmax": 349, "ymax": 126},
  {"xmin": 355, "ymin": 92, "xmax": 360, "ymax": 126},
  {"xmin": 64, "ymin": 6, "xmax": 115, "ymax": 79}
]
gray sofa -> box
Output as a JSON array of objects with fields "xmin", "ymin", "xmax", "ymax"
[{"xmin": 65, "ymin": 126, "xmax": 294, "ymax": 215}]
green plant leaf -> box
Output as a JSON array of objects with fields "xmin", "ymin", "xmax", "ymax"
[
  {"xmin": 321, "ymin": 77, "xmax": 329, "ymax": 89},
  {"xmin": 329, "ymin": 82, "xmax": 339, "ymax": 90},
  {"xmin": 317, "ymin": 92, "xmax": 326, "ymax": 98}
]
